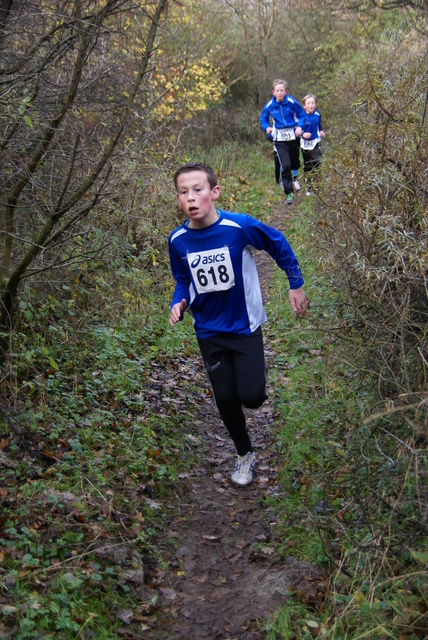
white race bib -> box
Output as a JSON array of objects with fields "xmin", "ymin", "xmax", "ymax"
[
  {"xmin": 275, "ymin": 127, "xmax": 295, "ymax": 142},
  {"xmin": 301, "ymin": 137, "xmax": 319, "ymax": 150},
  {"xmin": 187, "ymin": 247, "xmax": 235, "ymax": 294}
]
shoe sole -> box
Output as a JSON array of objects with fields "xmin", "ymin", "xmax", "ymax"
[{"xmin": 231, "ymin": 476, "xmax": 253, "ymax": 486}]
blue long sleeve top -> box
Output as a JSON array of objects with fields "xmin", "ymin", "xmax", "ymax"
[
  {"xmin": 260, "ymin": 95, "xmax": 305, "ymax": 140},
  {"xmin": 168, "ymin": 210, "xmax": 304, "ymax": 339},
  {"xmin": 297, "ymin": 110, "xmax": 323, "ymax": 148}
]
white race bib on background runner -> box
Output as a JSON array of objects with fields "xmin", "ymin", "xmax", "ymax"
[
  {"xmin": 187, "ymin": 247, "xmax": 235, "ymax": 294},
  {"xmin": 301, "ymin": 137, "xmax": 319, "ymax": 150},
  {"xmin": 274, "ymin": 127, "xmax": 296, "ymax": 142}
]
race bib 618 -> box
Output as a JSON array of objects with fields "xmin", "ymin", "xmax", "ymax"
[{"xmin": 187, "ymin": 247, "xmax": 235, "ymax": 294}]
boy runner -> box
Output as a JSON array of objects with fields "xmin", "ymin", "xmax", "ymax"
[
  {"xmin": 168, "ymin": 162, "xmax": 307, "ymax": 486},
  {"xmin": 260, "ymin": 79, "xmax": 305, "ymax": 205},
  {"xmin": 295, "ymin": 93, "xmax": 325, "ymax": 195}
]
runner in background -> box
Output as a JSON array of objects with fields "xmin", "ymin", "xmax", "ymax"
[
  {"xmin": 260, "ymin": 79, "xmax": 304, "ymax": 205},
  {"xmin": 295, "ymin": 93, "xmax": 325, "ymax": 196}
]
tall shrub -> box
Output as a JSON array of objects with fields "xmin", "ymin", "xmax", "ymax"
[
  {"xmin": 319, "ymin": 37, "xmax": 427, "ymax": 408},
  {"xmin": 310, "ymin": 21, "xmax": 427, "ymax": 636}
]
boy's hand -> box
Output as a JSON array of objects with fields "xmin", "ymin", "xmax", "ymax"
[
  {"xmin": 169, "ymin": 299, "xmax": 187, "ymax": 327},
  {"xmin": 289, "ymin": 287, "xmax": 308, "ymax": 319},
  {"xmin": 295, "ymin": 127, "xmax": 302, "ymax": 137}
]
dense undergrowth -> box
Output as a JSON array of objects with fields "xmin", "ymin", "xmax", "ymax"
[
  {"xmin": 262, "ymin": 31, "xmax": 428, "ymax": 636},
  {"xmin": 265, "ymin": 202, "xmax": 427, "ymax": 639},
  {"xmin": 1, "ymin": 137, "xmax": 426, "ymax": 638},
  {"xmin": 1, "ymin": 1, "xmax": 426, "ymax": 637},
  {"xmin": 0, "ymin": 144, "xmax": 277, "ymax": 638}
]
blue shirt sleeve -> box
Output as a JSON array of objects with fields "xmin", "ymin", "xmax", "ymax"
[
  {"xmin": 260, "ymin": 102, "xmax": 271, "ymax": 132},
  {"xmin": 168, "ymin": 234, "xmax": 191, "ymax": 308},
  {"xmin": 242, "ymin": 215, "xmax": 304, "ymax": 289}
]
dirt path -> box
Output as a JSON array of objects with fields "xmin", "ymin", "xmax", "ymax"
[{"xmin": 139, "ymin": 203, "xmax": 323, "ymax": 639}]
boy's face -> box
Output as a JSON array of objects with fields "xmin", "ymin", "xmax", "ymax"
[
  {"xmin": 304, "ymin": 97, "xmax": 316, "ymax": 114},
  {"xmin": 272, "ymin": 83, "xmax": 286, "ymax": 102},
  {"xmin": 176, "ymin": 170, "xmax": 220, "ymax": 229}
]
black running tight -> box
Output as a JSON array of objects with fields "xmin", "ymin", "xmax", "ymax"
[{"xmin": 197, "ymin": 327, "xmax": 268, "ymax": 456}]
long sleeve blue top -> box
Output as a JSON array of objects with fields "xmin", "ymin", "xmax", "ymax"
[
  {"xmin": 168, "ymin": 210, "xmax": 304, "ymax": 339},
  {"xmin": 297, "ymin": 110, "xmax": 323, "ymax": 141},
  {"xmin": 260, "ymin": 95, "xmax": 305, "ymax": 137}
]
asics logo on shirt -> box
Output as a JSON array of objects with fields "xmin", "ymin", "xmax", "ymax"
[{"xmin": 190, "ymin": 253, "xmax": 226, "ymax": 268}]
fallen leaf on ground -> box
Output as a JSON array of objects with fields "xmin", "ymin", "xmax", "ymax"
[
  {"xmin": 261, "ymin": 546, "xmax": 276, "ymax": 556},
  {"xmin": 116, "ymin": 609, "xmax": 133, "ymax": 624},
  {"xmin": 160, "ymin": 587, "xmax": 177, "ymax": 601}
]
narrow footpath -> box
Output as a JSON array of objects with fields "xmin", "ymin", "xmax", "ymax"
[{"xmin": 140, "ymin": 203, "xmax": 324, "ymax": 639}]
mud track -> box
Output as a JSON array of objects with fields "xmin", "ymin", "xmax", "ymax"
[{"xmin": 141, "ymin": 204, "xmax": 324, "ymax": 639}]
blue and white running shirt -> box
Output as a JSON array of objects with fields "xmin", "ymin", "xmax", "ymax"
[
  {"xmin": 298, "ymin": 111, "xmax": 323, "ymax": 150},
  {"xmin": 168, "ymin": 210, "xmax": 304, "ymax": 339}
]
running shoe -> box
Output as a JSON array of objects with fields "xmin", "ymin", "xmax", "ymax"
[
  {"xmin": 293, "ymin": 179, "xmax": 301, "ymax": 191},
  {"xmin": 286, "ymin": 193, "xmax": 294, "ymax": 205},
  {"xmin": 231, "ymin": 452, "xmax": 256, "ymax": 486}
]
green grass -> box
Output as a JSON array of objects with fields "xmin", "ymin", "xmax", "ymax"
[{"xmin": 0, "ymin": 224, "xmax": 202, "ymax": 637}]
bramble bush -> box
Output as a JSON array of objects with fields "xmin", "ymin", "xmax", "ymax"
[{"xmin": 304, "ymin": 32, "xmax": 427, "ymax": 638}]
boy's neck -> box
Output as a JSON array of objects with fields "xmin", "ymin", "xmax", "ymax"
[{"xmin": 187, "ymin": 208, "xmax": 220, "ymax": 230}]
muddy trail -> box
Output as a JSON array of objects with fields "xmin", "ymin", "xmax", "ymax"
[{"xmin": 136, "ymin": 203, "xmax": 324, "ymax": 639}]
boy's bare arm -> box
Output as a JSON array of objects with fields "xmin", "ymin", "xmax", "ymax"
[
  {"xmin": 289, "ymin": 287, "xmax": 308, "ymax": 318},
  {"xmin": 169, "ymin": 299, "xmax": 187, "ymax": 327}
]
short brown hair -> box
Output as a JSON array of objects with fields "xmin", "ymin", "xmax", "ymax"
[
  {"xmin": 272, "ymin": 79, "xmax": 287, "ymax": 91},
  {"xmin": 173, "ymin": 162, "xmax": 218, "ymax": 190}
]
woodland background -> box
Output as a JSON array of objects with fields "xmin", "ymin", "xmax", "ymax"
[{"xmin": 0, "ymin": 1, "xmax": 426, "ymax": 638}]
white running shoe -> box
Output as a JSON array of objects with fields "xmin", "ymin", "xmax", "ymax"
[
  {"xmin": 293, "ymin": 179, "xmax": 301, "ymax": 191},
  {"xmin": 231, "ymin": 452, "xmax": 256, "ymax": 486}
]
